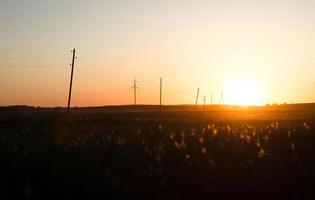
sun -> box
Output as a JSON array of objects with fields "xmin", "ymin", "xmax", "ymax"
[{"xmin": 224, "ymin": 75, "xmax": 265, "ymax": 106}]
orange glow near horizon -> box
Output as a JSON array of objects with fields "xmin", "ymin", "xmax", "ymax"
[{"xmin": 1, "ymin": 1, "xmax": 315, "ymax": 107}]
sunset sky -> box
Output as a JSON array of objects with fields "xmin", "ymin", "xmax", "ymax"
[{"xmin": 1, "ymin": 0, "xmax": 315, "ymax": 106}]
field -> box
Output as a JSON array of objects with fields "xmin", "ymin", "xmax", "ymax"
[{"xmin": 1, "ymin": 104, "xmax": 315, "ymax": 199}]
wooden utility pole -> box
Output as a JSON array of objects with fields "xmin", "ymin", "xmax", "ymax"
[
  {"xmin": 131, "ymin": 79, "xmax": 139, "ymax": 105},
  {"xmin": 195, "ymin": 88, "xmax": 199, "ymax": 110},
  {"xmin": 159, "ymin": 77, "xmax": 162, "ymax": 111},
  {"xmin": 67, "ymin": 48, "xmax": 76, "ymax": 112},
  {"xmin": 203, "ymin": 95, "xmax": 206, "ymax": 110}
]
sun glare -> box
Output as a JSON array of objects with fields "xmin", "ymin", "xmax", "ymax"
[{"xmin": 224, "ymin": 75, "xmax": 265, "ymax": 106}]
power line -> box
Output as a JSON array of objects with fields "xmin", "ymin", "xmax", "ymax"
[
  {"xmin": 74, "ymin": 64, "xmax": 139, "ymax": 105},
  {"xmin": 79, "ymin": 59, "xmax": 172, "ymax": 92},
  {"xmin": 73, "ymin": 68, "xmax": 126, "ymax": 95},
  {"xmin": 79, "ymin": 58, "xmax": 126, "ymax": 83},
  {"xmin": 0, "ymin": 48, "xmax": 67, "ymax": 53},
  {"xmin": 0, "ymin": 57, "xmax": 68, "ymax": 61},
  {"xmin": 163, "ymin": 90, "xmax": 195, "ymax": 94},
  {"xmin": 77, "ymin": 64, "xmax": 127, "ymax": 89},
  {"xmin": 0, "ymin": 64, "xmax": 67, "ymax": 68},
  {"xmin": 78, "ymin": 60, "xmax": 127, "ymax": 88}
]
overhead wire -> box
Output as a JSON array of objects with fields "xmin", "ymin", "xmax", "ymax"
[
  {"xmin": 81, "ymin": 59, "xmax": 131, "ymax": 88},
  {"xmin": 0, "ymin": 57, "xmax": 68, "ymax": 61},
  {"xmin": 0, "ymin": 48, "xmax": 68, "ymax": 53},
  {"xmin": 78, "ymin": 58, "xmax": 127, "ymax": 83},
  {"xmin": 0, "ymin": 47, "xmax": 208, "ymax": 105},
  {"xmin": 0, "ymin": 63, "xmax": 68, "ymax": 68},
  {"xmin": 76, "ymin": 63, "xmax": 127, "ymax": 90}
]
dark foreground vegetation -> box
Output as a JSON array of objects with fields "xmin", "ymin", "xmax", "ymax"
[{"xmin": 1, "ymin": 105, "xmax": 315, "ymax": 199}]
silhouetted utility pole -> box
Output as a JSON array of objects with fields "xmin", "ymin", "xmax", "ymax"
[
  {"xmin": 159, "ymin": 77, "xmax": 162, "ymax": 111},
  {"xmin": 131, "ymin": 79, "xmax": 139, "ymax": 105},
  {"xmin": 203, "ymin": 95, "xmax": 206, "ymax": 110},
  {"xmin": 219, "ymin": 92, "xmax": 224, "ymax": 105},
  {"xmin": 195, "ymin": 88, "xmax": 200, "ymax": 110},
  {"xmin": 67, "ymin": 48, "xmax": 76, "ymax": 112}
]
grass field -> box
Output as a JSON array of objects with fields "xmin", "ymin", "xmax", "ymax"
[{"xmin": 1, "ymin": 104, "xmax": 315, "ymax": 199}]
